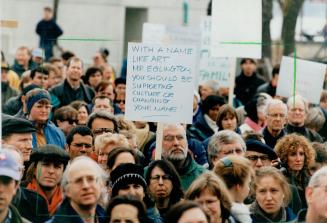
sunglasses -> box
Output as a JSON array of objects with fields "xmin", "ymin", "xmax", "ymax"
[
  {"xmin": 93, "ymin": 128, "xmax": 115, "ymax": 135},
  {"xmin": 114, "ymin": 100, "xmax": 125, "ymax": 104},
  {"xmin": 71, "ymin": 143, "xmax": 92, "ymax": 148}
]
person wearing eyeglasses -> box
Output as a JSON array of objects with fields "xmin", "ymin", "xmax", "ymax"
[
  {"xmin": 145, "ymin": 160, "xmax": 184, "ymax": 220},
  {"xmin": 53, "ymin": 105, "xmax": 78, "ymax": 136},
  {"xmin": 245, "ymin": 139, "xmax": 278, "ymax": 170},
  {"xmin": 25, "ymin": 145, "xmax": 70, "ymax": 216},
  {"xmin": 262, "ymin": 99, "xmax": 288, "ymax": 149},
  {"xmin": 66, "ymin": 125, "xmax": 95, "ymax": 160},
  {"xmin": 207, "ymin": 130, "xmax": 246, "ymax": 169},
  {"xmin": 47, "ymin": 156, "xmax": 107, "ymax": 223},
  {"xmin": 25, "ymin": 88, "xmax": 66, "ymax": 149},
  {"xmin": 87, "ymin": 110, "xmax": 119, "ymax": 137}
]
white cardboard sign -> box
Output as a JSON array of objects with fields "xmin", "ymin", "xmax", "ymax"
[
  {"xmin": 125, "ymin": 42, "xmax": 197, "ymax": 124},
  {"xmin": 211, "ymin": 0, "xmax": 262, "ymax": 58},
  {"xmin": 199, "ymin": 16, "xmax": 230, "ymax": 87},
  {"xmin": 276, "ymin": 56, "xmax": 326, "ymax": 104}
]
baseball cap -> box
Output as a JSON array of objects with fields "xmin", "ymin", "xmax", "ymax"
[{"xmin": 0, "ymin": 149, "xmax": 21, "ymax": 181}]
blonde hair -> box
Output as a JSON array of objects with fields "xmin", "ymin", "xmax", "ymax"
[{"xmin": 94, "ymin": 133, "xmax": 129, "ymax": 155}]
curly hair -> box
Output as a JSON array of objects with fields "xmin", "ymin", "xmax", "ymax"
[{"xmin": 275, "ymin": 134, "xmax": 315, "ymax": 171}]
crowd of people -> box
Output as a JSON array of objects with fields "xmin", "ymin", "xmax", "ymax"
[{"xmin": 1, "ymin": 6, "xmax": 327, "ymax": 223}]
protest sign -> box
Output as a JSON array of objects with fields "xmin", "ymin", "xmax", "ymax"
[
  {"xmin": 142, "ymin": 23, "xmax": 200, "ymax": 45},
  {"xmin": 199, "ymin": 16, "xmax": 230, "ymax": 87},
  {"xmin": 211, "ymin": 0, "xmax": 262, "ymax": 58},
  {"xmin": 125, "ymin": 42, "xmax": 197, "ymax": 124},
  {"xmin": 276, "ymin": 56, "xmax": 326, "ymax": 104}
]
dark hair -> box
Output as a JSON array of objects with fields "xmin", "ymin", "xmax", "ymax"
[
  {"xmin": 145, "ymin": 160, "xmax": 184, "ymax": 206},
  {"xmin": 44, "ymin": 6, "xmax": 52, "ymax": 12},
  {"xmin": 95, "ymin": 80, "xmax": 113, "ymax": 93},
  {"xmin": 216, "ymin": 104, "xmax": 238, "ymax": 130},
  {"xmin": 201, "ymin": 95, "xmax": 225, "ymax": 115},
  {"xmin": 107, "ymin": 147, "xmax": 138, "ymax": 171},
  {"xmin": 106, "ymin": 195, "xmax": 150, "ymax": 223},
  {"xmin": 66, "ymin": 125, "xmax": 93, "ymax": 145},
  {"xmin": 93, "ymin": 95, "xmax": 113, "ymax": 107},
  {"xmin": 272, "ymin": 65, "xmax": 280, "ymax": 78},
  {"xmin": 61, "ymin": 51, "xmax": 75, "ymax": 61},
  {"xmin": 69, "ymin": 100, "xmax": 89, "ymax": 114},
  {"xmin": 240, "ymin": 58, "xmax": 256, "ymax": 65},
  {"xmin": 30, "ymin": 66, "xmax": 49, "ymax": 79},
  {"xmin": 165, "ymin": 201, "xmax": 209, "ymax": 223},
  {"xmin": 312, "ymin": 142, "xmax": 327, "ymax": 164},
  {"xmin": 86, "ymin": 111, "xmax": 119, "ymax": 133},
  {"xmin": 83, "ymin": 67, "xmax": 103, "ymax": 85},
  {"xmin": 53, "ymin": 105, "xmax": 77, "ymax": 124}
]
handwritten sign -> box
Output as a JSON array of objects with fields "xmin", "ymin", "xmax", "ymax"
[
  {"xmin": 125, "ymin": 43, "xmax": 197, "ymax": 124},
  {"xmin": 199, "ymin": 16, "xmax": 230, "ymax": 87},
  {"xmin": 211, "ymin": 0, "xmax": 262, "ymax": 58},
  {"xmin": 276, "ymin": 56, "xmax": 326, "ymax": 104},
  {"xmin": 142, "ymin": 23, "xmax": 200, "ymax": 45}
]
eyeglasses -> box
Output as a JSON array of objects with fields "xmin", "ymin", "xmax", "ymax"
[
  {"xmin": 246, "ymin": 155, "xmax": 270, "ymax": 162},
  {"xmin": 150, "ymin": 174, "xmax": 171, "ymax": 182},
  {"xmin": 71, "ymin": 143, "xmax": 92, "ymax": 148},
  {"xmin": 268, "ymin": 113, "xmax": 286, "ymax": 119},
  {"xmin": 114, "ymin": 99, "xmax": 125, "ymax": 104},
  {"xmin": 93, "ymin": 128, "xmax": 115, "ymax": 135}
]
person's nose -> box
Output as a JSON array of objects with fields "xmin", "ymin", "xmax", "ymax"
[
  {"xmin": 256, "ymin": 158, "xmax": 263, "ymax": 167},
  {"xmin": 158, "ymin": 177, "xmax": 164, "ymax": 185}
]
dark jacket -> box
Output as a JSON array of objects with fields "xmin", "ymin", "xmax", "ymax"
[
  {"xmin": 256, "ymin": 82, "xmax": 276, "ymax": 97},
  {"xmin": 46, "ymin": 198, "xmax": 106, "ymax": 223},
  {"xmin": 12, "ymin": 60, "xmax": 37, "ymax": 77},
  {"xmin": 6, "ymin": 205, "xmax": 31, "ymax": 223},
  {"xmin": 188, "ymin": 113, "xmax": 214, "ymax": 141},
  {"xmin": 250, "ymin": 204, "xmax": 296, "ymax": 223},
  {"xmin": 262, "ymin": 127, "xmax": 286, "ymax": 149},
  {"xmin": 50, "ymin": 79, "xmax": 95, "ymax": 108},
  {"xmin": 1, "ymin": 82, "xmax": 18, "ymax": 106},
  {"xmin": 284, "ymin": 124, "xmax": 323, "ymax": 143},
  {"xmin": 296, "ymin": 209, "xmax": 307, "ymax": 223},
  {"xmin": 3, "ymin": 95, "xmax": 22, "ymax": 115},
  {"xmin": 234, "ymin": 72, "xmax": 265, "ymax": 105},
  {"xmin": 318, "ymin": 107, "xmax": 327, "ymax": 141},
  {"xmin": 12, "ymin": 187, "xmax": 49, "ymax": 223},
  {"xmin": 36, "ymin": 19, "xmax": 63, "ymax": 45}
]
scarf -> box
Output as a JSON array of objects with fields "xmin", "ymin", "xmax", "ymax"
[
  {"xmin": 131, "ymin": 123, "xmax": 151, "ymax": 151},
  {"xmin": 27, "ymin": 178, "xmax": 63, "ymax": 215},
  {"xmin": 230, "ymin": 202, "xmax": 252, "ymax": 223},
  {"xmin": 250, "ymin": 201, "xmax": 287, "ymax": 223},
  {"xmin": 244, "ymin": 117, "xmax": 265, "ymax": 133}
]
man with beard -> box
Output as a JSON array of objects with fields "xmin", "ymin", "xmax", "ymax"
[
  {"xmin": 161, "ymin": 124, "xmax": 206, "ymax": 191},
  {"xmin": 285, "ymin": 95, "xmax": 323, "ymax": 143},
  {"xmin": 47, "ymin": 156, "xmax": 106, "ymax": 223},
  {"xmin": 25, "ymin": 145, "xmax": 69, "ymax": 215}
]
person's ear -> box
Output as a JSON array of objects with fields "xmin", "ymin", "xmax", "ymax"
[{"xmin": 305, "ymin": 186, "xmax": 314, "ymax": 204}]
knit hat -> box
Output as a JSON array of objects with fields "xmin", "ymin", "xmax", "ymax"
[
  {"xmin": 30, "ymin": 145, "xmax": 70, "ymax": 166},
  {"xmin": 2, "ymin": 114, "xmax": 35, "ymax": 137},
  {"xmin": 246, "ymin": 140, "xmax": 277, "ymax": 160},
  {"xmin": 26, "ymin": 89, "xmax": 51, "ymax": 114},
  {"xmin": 110, "ymin": 163, "xmax": 147, "ymax": 197},
  {"xmin": 201, "ymin": 95, "xmax": 225, "ymax": 114}
]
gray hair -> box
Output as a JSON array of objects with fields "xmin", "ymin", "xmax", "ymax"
[
  {"xmin": 200, "ymin": 80, "xmax": 220, "ymax": 93},
  {"xmin": 61, "ymin": 156, "xmax": 108, "ymax": 192},
  {"xmin": 308, "ymin": 166, "xmax": 327, "ymax": 187},
  {"xmin": 305, "ymin": 107, "xmax": 326, "ymax": 131},
  {"xmin": 208, "ymin": 130, "xmax": 246, "ymax": 158},
  {"xmin": 163, "ymin": 123, "xmax": 187, "ymax": 138},
  {"xmin": 87, "ymin": 110, "xmax": 119, "ymax": 133},
  {"xmin": 265, "ymin": 99, "xmax": 287, "ymax": 116},
  {"xmin": 287, "ymin": 95, "xmax": 308, "ymax": 113}
]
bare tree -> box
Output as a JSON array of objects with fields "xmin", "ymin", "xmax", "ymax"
[
  {"xmin": 279, "ymin": 0, "xmax": 305, "ymax": 55},
  {"xmin": 262, "ymin": 0, "xmax": 273, "ymax": 59}
]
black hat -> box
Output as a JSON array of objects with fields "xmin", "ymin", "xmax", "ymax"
[
  {"xmin": 30, "ymin": 145, "xmax": 70, "ymax": 165},
  {"xmin": 2, "ymin": 114, "xmax": 36, "ymax": 137},
  {"xmin": 201, "ymin": 95, "xmax": 225, "ymax": 114},
  {"xmin": 240, "ymin": 58, "xmax": 256, "ymax": 65},
  {"xmin": 110, "ymin": 163, "xmax": 146, "ymax": 197},
  {"xmin": 246, "ymin": 140, "xmax": 277, "ymax": 160},
  {"xmin": 114, "ymin": 77, "xmax": 126, "ymax": 86}
]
